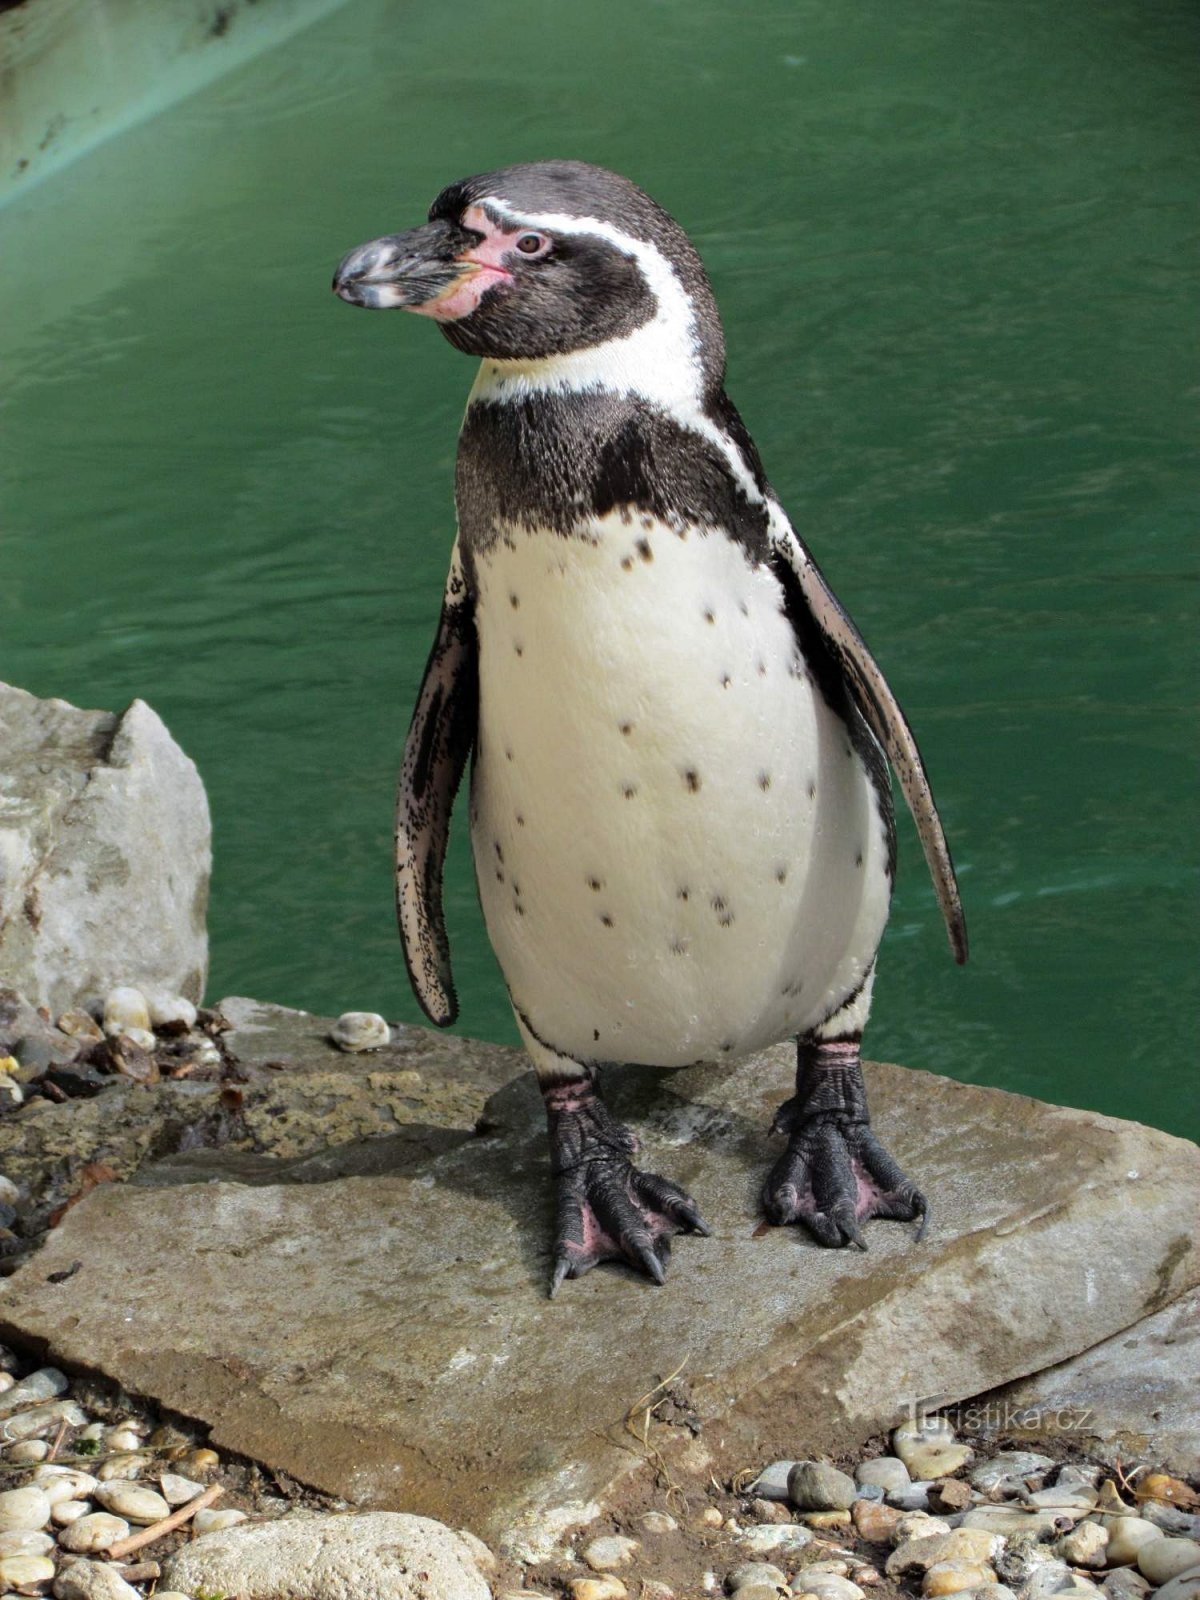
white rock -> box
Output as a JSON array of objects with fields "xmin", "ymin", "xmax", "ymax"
[
  {"xmin": 6, "ymin": 1441, "xmax": 49, "ymax": 1464},
  {"xmin": 895, "ymin": 1515, "xmax": 954, "ymax": 1546},
  {"xmin": 751, "ymin": 1462, "xmax": 798, "ymax": 1502},
  {"xmin": 101, "ymin": 1429, "xmax": 141, "ymax": 1454},
  {"xmin": 36, "ymin": 1472, "xmax": 99, "ymax": 1507},
  {"xmin": 161, "ymin": 1510, "xmax": 492, "ymax": 1599},
  {"xmin": 52, "ymin": 1501, "xmax": 91, "ymax": 1527},
  {"xmin": 0, "ymin": 1369, "xmax": 68, "ymax": 1418},
  {"xmin": 731, "ymin": 1561, "xmax": 787, "ymax": 1590},
  {"xmin": 970, "ymin": 1455, "xmax": 1054, "ymax": 1498},
  {"xmin": 798, "ymin": 1573, "xmax": 865, "ymax": 1600},
  {"xmin": 857, "ymin": 1459, "xmax": 912, "ymax": 1493},
  {"xmin": 52, "ymin": 1559, "xmax": 143, "ymax": 1599},
  {"xmin": 95, "ymin": 1455, "xmax": 148, "ymax": 1482},
  {"xmin": 57, "ymin": 1513, "xmax": 129, "ymax": 1554},
  {"xmin": 963, "ymin": 1508, "xmax": 1071, "ymax": 1539},
  {"xmin": 0, "ymin": 1487, "xmax": 51, "ymax": 1532},
  {"xmin": 192, "ymin": 1509, "xmax": 247, "ymax": 1534},
  {"xmin": 739, "ymin": 1524, "xmax": 812, "ymax": 1555},
  {"xmin": 57, "ymin": 1010, "xmax": 103, "ymax": 1041},
  {"xmin": 1058, "ymin": 1523, "xmax": 1109, "ymax": 1568},
  {"xmin": 1154, "ymin": 1573, "xmax": 1200, "ymax": 1600},
  {"xmin": 1106, "ymin": 1519, "xmax": 1165, "ymax": 1566},
  {"xmin": 330, "ymin": 1011, "xmax": 391, "ymax": 1052},
  {"xmin": 0, "ymin": 1552, "xmax": 56, "ymax": 1589},
  {"xmin": 102, "ymin": 987, "xmax": 151, "ymax": 1036},
  {"xmin": 640, "ymin": 1512, "xmax": 677, "ymax": 1534},
  {"xmin": 114, "ymin": 1025, "xmax": 156, "ymax": 1051},
  {"xmin": 0, "ymin": 1071, "xmax": 23, "ymax": 1104},
  {"xmin": 158, "ymin": 1474, "xmax": 204, "ymax": 1508},
  {"xmin": 583, "ymin": 1535, "xmax": 639, "ymax": 1571},
  {"xmin": 0, "ymin": 1402, "xmax": 88, "ymax": 1444},
  {"xmin": 93, "ymin": 1482, "xmax": 168, "ymax": 1525},
  {"xmin": 1138, "ymin": 1542, "xmax": 1200, "ymax": 1586},
  {"xmin": 0, "ymin": 1530, "xmax": 54, "ymax": 1558},
  {"xmin": 922, "ymin": 1561, "xmax": 996, "ymax": 1597},
  {"xmin": 569, "ymin": 1581, "xmax": 627, "ymax": 1600},
  {"xmin": 0, "ymin": 1178, "xmax": 18, "ymax": 1206},
  {"xmin": 1021, "ymin": 1559, "xmax": 1103, "ymax": 1600},
  {"xmin": 145, "ymin": 992, "xmax": 197, "ymax": 1031}
]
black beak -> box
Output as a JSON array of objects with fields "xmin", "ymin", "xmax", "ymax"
[{"xmin": 332, "ymin": 219, "xmax": 474, "ymax": 310}]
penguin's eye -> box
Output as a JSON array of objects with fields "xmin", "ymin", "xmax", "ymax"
[{"xmin": 514, "ymin": 232, "xmax": 552, "ymax": 257}]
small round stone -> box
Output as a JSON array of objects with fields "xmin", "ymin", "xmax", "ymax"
[
  {"xmin": 1107, "ymin": 1519, "xmax": 1166, "ymax": 1566},
  {"xmin": 36, "ymin": 1470, "xmax": 98, "ymax": 1506},
  {"xmin": 1138, "ymin": 1541, "xmax": 1200, "ymax": 1586},
  {"xmin": 969, "ymin": 1454, "xmax": 1053, "ymax": 1496},
  {"xmin": 5, "ymin": 1441, "xmax": 48, "ymax": 1464},
  {"xmin": 103, "ymin": 1427, "xmax": 142, "ymax": 1453},
  {"xmin": 888, "ymin": 1483, "xmax": 934, "ymax": 1512},
  {"xmin": 102, "ymin": 987, "xmax": 151, "ymax": 1036},
  {"xmin": 922, "ymin": 1561, "xmax": 995, "ymax": 1596},
  {"xmin": 1102, "ymin": 1569, "xmax": 1151, "ymax": 1600},
  {"xmin": 699, "ymin": 1507, "xmax": 725, "ymax": 1528},
  {"xmin": 857, "ymin": 1459, "xmax": 912, "ymax": 1494},
  {"xmin": 0, "ymin": 1552, "xmax": 55, "ymax": 1589},
  {"xmin": 1154, "ymin": 1574, "xmax": 1200, "ymax": 1600},
  {"xmin": 583, "ymin": 1535, "xmax": 639, "ymax": 1571},
  {"xmin": 0, "ymin": 1178, "xmax": 19, "ymax": 1208},
  {"xmin": 0, "ymin": 1487, "xmax": 51, "ymax": 1533},
  {"xmin": 57, "ymin": 1511, "xmax": 130, "ymax": 1553},
  {"xmin": 641, "ymin": 1512, "xmax": 678, "ymax": 1534},
  {"xmin": 51, "ymin": 1499, "xmax": 91, "ymax": 1526},
  {"xmin": 193, "ymin": 1508, "xmax": 248, "ymax": 1534},
  {"xmin": 569, "ymin": 1580, "xmax": 628, "ymax": 1600},
  {"xmin": 94, "ymin": 1480, "xmax": 169, "ymax": 1524},
  {"xmin": 730, "ymin": 1564, "xmax": 787, "ymax": 1594},
  {"xmin": 158, "ymin": 1473, "xmax": 204, "ymax": 1508},
  {"xmin": 96, "ymin": 1454, "xmax": 150, "ymax": 1481},
  {"xmin": 853, "ymin": 1500, "xmax": 902, "ymax": 1544},
  {"xmin": 789, "ymin": 1462, "xmax": 858, "ymax": 1513},
  {"xmin": 330, "ymin": 1011, "xmax": 391, "ymax": 1052},
  {"xmin": 0, "ymin": 1529, "xmax": 53, "ymax": 1559},
  {"xmin": 1058, "ymin": 1522, "xmax": 1109, "ymax": 1567},
  {"xmin": 895, "ymin": 1514, "xmax": 953, "ymax": 1547},
  {"xmin": 57, "ymin": 1010, "xmax": 104, "ymax": 1042},
  {"xmin": 50, "ymin": 1559, "xmax": 143, "ymax": 1599},
  {"xmin": 179, "ymin": 1447, "xmax": 219, "ymax": 1474},
  {"xmin": 796, "ymin": 1573, "xmax": 864, "ymax": 1600},
  {"xmin": 144, "ymin": 993, "xmax": 198, "ymax": 1032}
]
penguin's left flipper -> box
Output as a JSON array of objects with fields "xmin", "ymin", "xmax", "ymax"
[
  {"xmin": 544, "ymin": 1076, "xmax": 711, "ymax": 1297},
  {"xmin": 395, "ymin": 544, "xmax": 478, "ymax": 1028},
  {"xmin": 772, "ymin": 530, "xmax": 968, "ymax": 966}
]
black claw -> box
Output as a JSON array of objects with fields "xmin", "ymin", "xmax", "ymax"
[{"xmin": 549, "ymin": 1255, "xmax": 571, "ymax": 1299}]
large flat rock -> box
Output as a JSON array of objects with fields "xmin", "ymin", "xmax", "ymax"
[{"xmin": 1, "ymin": 1044, "xmax": 1196, "ymax": 1555}]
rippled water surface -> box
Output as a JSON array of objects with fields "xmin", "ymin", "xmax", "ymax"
[{"xmin": 2, "ymin": 0, "xmax": 1196, "ymax": 1136}]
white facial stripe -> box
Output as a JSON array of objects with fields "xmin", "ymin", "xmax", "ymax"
[{"xmin": 469, "ymin": 196, "xmax": 797, "ymax": 539}]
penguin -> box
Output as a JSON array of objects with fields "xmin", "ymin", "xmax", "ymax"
[{"xmin": 332, "ymin": 160, "xmax": 967, "ymax": 1296}]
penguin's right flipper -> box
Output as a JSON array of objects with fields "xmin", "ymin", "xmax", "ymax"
[
  {"xmin": 395, "ymin": 544, "xmax": 478, "ymax": 1027},
  {"xmin": 772, "ymin": 530, "xmax": 968, "ymax": 965}
]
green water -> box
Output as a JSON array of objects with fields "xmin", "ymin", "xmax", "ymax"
[{"xmin": 1, "ymin": 0, "xmax": 1196, "ymax": 1138}]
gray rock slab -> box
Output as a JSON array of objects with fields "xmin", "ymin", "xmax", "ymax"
[
  {"xmin": 1, "ymin": 1047, "xmax": 1197, "ymax": 1556},
  {"xmin": 965, "ymin": 1286, "xmax": 1200, "ymax": 1474},
  {"xmin": 0, "ymin": 684, "xmax": 210, "ymax": 1015}
]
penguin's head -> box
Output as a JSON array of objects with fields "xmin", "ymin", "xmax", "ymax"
[{"xmin": 333, "ymin": 160, "xmax": 725, "ymax": 393}]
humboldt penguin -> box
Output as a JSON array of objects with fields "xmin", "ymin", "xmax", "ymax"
[{"xmin": 332, "ymin": 160, "xmax": 967, "ymax": 1296}]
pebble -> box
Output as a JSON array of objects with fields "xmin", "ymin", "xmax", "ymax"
[
  {"xmin": 894, "ymin": 1420, "xmax": 973, "ymax": 1482},
  {"xmin": 583, "ymin": 1535, "xmax": 639, "ymax": 1571},
  {"xmin": 858, "ymin": 1459, "xmax": 912, "ymax": 1494},
  {"xmin": 1102, "ymin": 1570, "xmax": 1151, "ymax": 1600},
  {"xmin": 1023, "ymin": 1561, "xmax": 1104, "ymax": 1600},
  {"xmin": 178, "ymin": 1448, "xmax": 219, "ymax": 1474},
  {"xmin": 1057, "ymin": 1522, "xmax": 1109, "ymax": 1567},
  {"xmin": 0, "ymin": 1532, "xmax": 54, "ymax": 1559},
  {"xmin": 752, "ymin": 1463, "xmax": 799, "ymax": 1502},
  {"xmin": 102, "ymin": 987, "xmax": 151, "ymax": 1036},
  {"xmin": 1104, "ymin": 1519, "xmax": 1163, "ymax": 1565},
  {"xmin": 889, "ymin": 1485, "xmax": 935, "ymax": 1512},
  {"xmin": 6, "ymin": 1441, "xmax": 49, "ymax": 1464},
  {"xmin": 0, "ymin": 1487, "xmax": 51, "ymax": 1533},
  {"xmin": 1138, "ymin": 1541, "xmax": 1200, "ymax": 1586},
  {"xmin": 640, "ymin": 1512, "xmax": 678, "ymax": 1534},
  {"xmin": 95, "ymin": 1456, "xmax": 149, "ymax": 1482},
  {"xmin": 641, "ymin": 1584, "xmax": 676, "ymax": 1600},
  {"xmin": 932, "ymin": 1481, "xmax": 975, "ymax": 1513},
  {"xmin": 0, "ymin": 1402, "xmax": 88, "ymax": 1444},
  {"xmin": 36, "ymin": 1472, "xmax": 99, "ymax": 1507},
  {"xmin": 699, "ymin": 1508, "xmax": 725, "ymax": 1528},
  {"xmin": 738, "ymin": 1525, "xmax": 812, "ymax": 1555},
  {"xmin": 1154, "ymin": 1574, "xmax": 1200, "ymax": 1600},
  {"xmin": 50, "ymin": 1560, "xmax": 143, "ymax": 1600},
  {"xmin": 93, "ymin": 1481, "xmax": 169, "ymax": 1524},
  {"xmin": 192, "ymin": 1509, "xmax": 248, "ymax": 1534},
  {"xmin": 962, "ymin": 1508, "xmax": 1073, "ymax": 1539},
  {"xmin": 0, "ymin": 1178, "xmax": 19, "ymax": 1207},
  {"xmin": 51, "ymin": 1501, "xmax": 91, "ymax": 1527},
  {"xmin": 102, "ymin": 1429, "xmax": 142, "ymax": 1453},
  {"xmin": 970, "ymin": 1456, "xmax": 1055, "ymax": 1497},
  {"xmin": 158, "ymin": 1474, "xmax": 204, "ymax": 1508},
  {"xmin": 789, "ymin": 1463, "xmax": 859, "ymax": 1513},
  {"xmin": 0, "ymin": 1369, "xmax": 68, "ymax": 1418},
  {"xmin": 853, "ymin": 1501, "xmax": 902, "ymax": 1543},
  {"xmin": 922, "ymin": 1561, "xmax": 995, "ymax": 1596},
  {"xmin": 569, "ymin": 1580, "xmax": 627, "ymax": 1600},
  {"xmin": 150, "ymin": 1595, "xmax": 194, "ymax": 1600},
  {"xmin": 0, "ymin": 1071, "xmax": 23, "ymax": 1104},
  {"xmin": 895, "ymin": 1514, "xmax": 954, "ymax": 1546},
  {"xmin": 804, "ymin": 1512, "xmax": 853, "ymax": 1530},
  {"xmin": 57, "ymin": 1514, "xmax": 130, "ymax": 1555},
  {"xmin": 0, "ymin": 1553, "xmax": 56, "ymax": 1590},
  {"xmin": 730, "ymin": 1563, "xmax": 787, "ymax": 1592},
  {"xmin": 144, "ymin": 993, "xmax": 198, "ymax": 1032},
  {"xmin": 793, "ymin": 1572, "xmax": 864, "ymax": 1600},
  {"xmin": 1026, "ymin": 1486, "xmax": 1097, "ymax": 1516},
  {"xmin": 1145, "ymin": 1506, "xmax": 1200, "ymax": 1540},
  {"xmin": 887, "ymin": 1529, "xmax": 1001, "ymax": 1578},
  {"xmin": 330, "ymin": 1011, "xmax": 391, "ymax": 1052},
  {"xmin": 57, "ymin": 1011, "xmax": 104, "ymax": 1042}
]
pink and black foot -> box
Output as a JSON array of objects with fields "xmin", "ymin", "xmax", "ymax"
[
  {"xmin": 761, "ymin": 1036, "xmax": 927, "ymax": 1248},
  {"xmin": 543, "ymin": 1075, "xmax": 711, "ymax": 1296}
]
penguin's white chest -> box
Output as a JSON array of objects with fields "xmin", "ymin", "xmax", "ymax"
[{"xmin": 470, "ymin": 514, "xmax": 891, "ymax": 1066}]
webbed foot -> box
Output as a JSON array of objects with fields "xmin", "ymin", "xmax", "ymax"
[
  {"xmin": 761, "ymin": 1037, "xmax": 927, "ymax": 1248},
  {"xmin": 544, "ymin": 1076, "xmax": 710, "ymax": 1296}
]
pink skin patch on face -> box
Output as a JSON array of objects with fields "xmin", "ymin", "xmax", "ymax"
[{"xmin": 409, "ymin": 203, "xmax": 540, "ymax": 323}]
